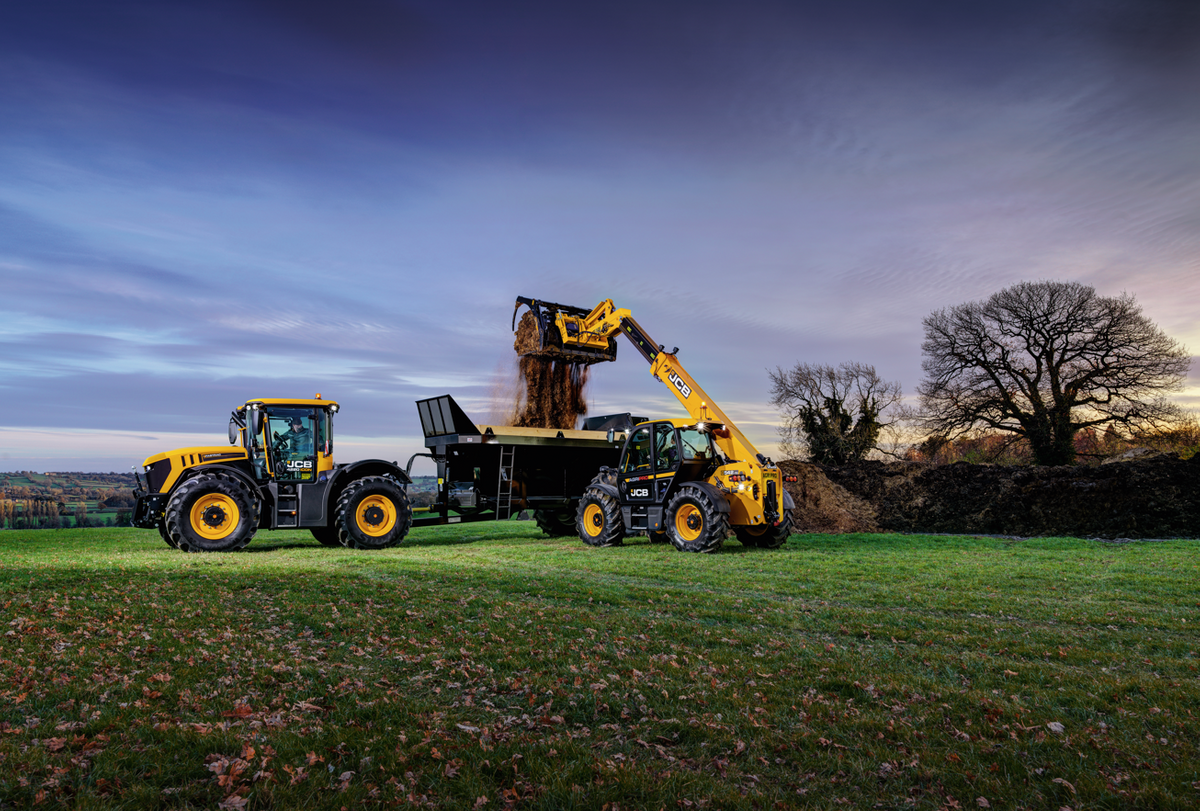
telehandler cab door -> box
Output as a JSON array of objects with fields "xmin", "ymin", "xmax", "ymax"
[{"xmin": 619, "ymin": 422, "xmax": 680, "ymax": 505}]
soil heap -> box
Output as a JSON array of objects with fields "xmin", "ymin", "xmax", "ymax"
[
  {"xmin": 815, "ymin": 454, "xmax": 1200, "ymax": 538},
  {"xmin": 509, "ymin": 312, "xmax": 591, "ymax": 430}
]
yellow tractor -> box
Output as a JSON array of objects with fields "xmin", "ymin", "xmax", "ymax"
[
  {"xmin": 514, "ymin": 297, "xmax": 797, "ymax": 553},
  {"xmin": 131, "ymin": 396, "xmax": 412, "ymax": 552}
]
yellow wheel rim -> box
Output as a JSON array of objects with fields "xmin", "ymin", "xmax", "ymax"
[
  {"xmin": 582, "ymin": 503, "xmax": 605, "ymax": 537},
  {"xmin": 190, "ymin": 493, "xmax": 240, "ymax": 541},
  {"xmin": 674, "ymin": 503, "xmax": 703, "ymax": 542},
  {"xmin": 356, "ymin": 495, "xmax": 397, "ymax": 537}
]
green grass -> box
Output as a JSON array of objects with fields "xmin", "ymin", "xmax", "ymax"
[{"xmin": 1, "ymin": 526, "xmax": 1197, "ymax": 809}]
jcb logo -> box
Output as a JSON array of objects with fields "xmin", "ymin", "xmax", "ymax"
[
  {"xmin": 668, "ymin": 371, "xmax": 691, "ymax": 399},
  {"xmin": 286, "ymin": 460, "xmax": 313, "ymax": 470},
  {"xmin": 630, "ymin": 488, "xmax": 650, "ymax": 497}
]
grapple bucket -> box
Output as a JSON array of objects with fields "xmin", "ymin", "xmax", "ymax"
[{"xmin": 513, "ymin": 296, "xmax": 619, "ymax": 365}]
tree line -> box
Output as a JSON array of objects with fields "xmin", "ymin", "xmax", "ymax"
[{"xmin": 771, "ymin": 280, "xmax": 1193, "ymax": 467}]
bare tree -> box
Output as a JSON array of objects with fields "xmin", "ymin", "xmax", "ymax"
[
  {"xmin": 918, "ymin": 281, "xmax": 1190, "ymax": 466},
  {"xmin": 769, "ymin": 362, "xmax": 903, "ymax": 463}
]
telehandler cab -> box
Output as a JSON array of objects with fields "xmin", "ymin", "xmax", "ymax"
[
  {"xmin": 513, "ymin": 297, "xmax": 798, "ymax": 553},
  {"xmin": 131, "ymin": 396, "xmax": 412, "ymax": 552}
]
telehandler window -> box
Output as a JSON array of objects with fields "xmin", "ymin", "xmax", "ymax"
[
  {"xmin": 655, "ymin": 423, "xmax": 678, "ymax": 469},
  {"xmin": 622, "ymin": 426, "xmax": 652, "ymax": 473}
]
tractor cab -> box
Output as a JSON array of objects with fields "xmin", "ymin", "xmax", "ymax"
[
  {"xmin": 230, "ymin": 398, "xmax": 337, "ymax": 484},
  {"xmin": 614, "ymin": 418, "xmax": 723, "ymax": 533}
]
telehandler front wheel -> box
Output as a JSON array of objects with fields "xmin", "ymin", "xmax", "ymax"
[
  {"xmin": 165, "ymin": 472, "xmax": 259, "ymax": 553},
  {"xmin": 157, "ymin": 520, "xmax": 178, "ymax": 549},
  {"xmin": 577, "ymin": 486, "xmax": 624, "ymax": 548},
  {"xmin": 734, "ymin": 509, "xmax": 794, "ymax": 549},
  {"xmin": 336, "ymin": 476, "xmax": 413, "ymax": 550},
  {"xmin": 665, "ymin": 488, "xmax": 727, "ymax": 553}
]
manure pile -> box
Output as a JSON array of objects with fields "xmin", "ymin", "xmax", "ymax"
[{"xmin": 509, "ymin": 312, "xmax": 591, "ymax": 430}]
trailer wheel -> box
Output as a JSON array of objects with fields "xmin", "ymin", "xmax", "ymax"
[
  {"xmin": 311, "ymin": 525, "xmax": 342, "ymax": 547},
  {"xmin": 165, "ymin": 472, "xmax": 259, "ymax": 553},
  {"xmin": 734, "ymin": 509, "xmax": 794, "ymax": 549},
  {"xmin": 157, "ymin": 520, "xmax": 178, "ymax": 549},
  {"xmin": 665, "ymin": 488, "xmax": 727, "ymax": 553},
  {"xmin": 577, "ymin": 486, "xmax": 624, "ymax": 548},
  {"xmin": 336, "ymin": 476, "xmax": 413, "ymax": 550},
  {"xmin": 535, "ymin": 509, "xmax": 577, "ymax": 537}
]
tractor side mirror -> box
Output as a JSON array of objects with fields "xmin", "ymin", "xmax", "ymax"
[
  {"xmin": 250, "ymin": 408, "xmax": 263, "ymax": 439},
  {"xmin": 607, "ymin": 429, "xmax": 615, "ymax": 443},
  {"xmin": 228, "ymin": 417, "xmax": 239, "ymax": 445}
]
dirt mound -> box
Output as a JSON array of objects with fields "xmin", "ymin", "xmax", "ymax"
[
  {"xmin": 779, "ymin": 460, "xmax": 879, "ymax": 533},
  {"xmin": 818, "ymin": 455, "xmax": 1200, "ymax": 538},
  {"xmin": 507, "ymin": 312, "xmax": 591, "ymax": 430}
]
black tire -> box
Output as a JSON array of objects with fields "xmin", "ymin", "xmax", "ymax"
[
  {"xmin": 576, "ymin": 486, "xmax": 624, "ymax": 548},
  {"xmin": 665, "ymin": 487, "xmax": 727, "ymax": 553},
  {"xmin": 648, "ymin": 530, "xmax": 669, "ymax": 544},
  {"xmin": 311, "ymin": 525, "xmax": 342, "ymax": 547},
  {"xmin": 336, "ymin": 476, "xmax": 413, "ymax": 550},
  {"xmin": 165, "ymin": 472, "xmax": 259, "ymax": 553},
  {"xmin": 534, "ymin": 509, "xmax": 577, "ymax": 537},
  {"xmin": 157, "ymin": 520, "xmax": 178, "ymax": 549},
  {"xmin": 734, "ymin": 509, "xmax": 794, "ymax": 549}
]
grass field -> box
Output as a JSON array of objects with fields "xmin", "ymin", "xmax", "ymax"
[{"xmin": 1, "ymin": 525, "xmax": 1197, "ymax": 809}]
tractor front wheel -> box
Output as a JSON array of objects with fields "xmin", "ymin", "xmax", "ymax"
[
  {"xmin": 665, "ymin": 488, "xmax": 727, "ymax": 553},
  {"xmin": 165, "ymin": 472, "xmax": 259, "ymax": 553},
  {"xmin": 336, "ymin": 476, "xmax": 413, "ymax": 550}
]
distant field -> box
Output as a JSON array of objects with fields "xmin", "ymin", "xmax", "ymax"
[{"xmin": 0, "ymin": 526, "xmax": 1197, "ymax": 809}]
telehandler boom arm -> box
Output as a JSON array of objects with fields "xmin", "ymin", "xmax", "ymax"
[{"xmin": 513, "ymin": 297, "xmax": 772, "ymax": 474}]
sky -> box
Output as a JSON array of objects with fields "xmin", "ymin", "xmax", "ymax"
[{"xmin": 1, "ymin": 0, "xmax": 1198, "ymax": 473}]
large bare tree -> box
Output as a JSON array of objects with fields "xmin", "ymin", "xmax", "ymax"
[
  {"xmin": 918, "ymin": 281, "xmax": 1190, "ymax": 466},
  {"xmin": 769, "ymin": 362, "xmax": 903, "ymax": 463}
]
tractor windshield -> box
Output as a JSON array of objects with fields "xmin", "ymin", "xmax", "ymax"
[{"xmin": 677, "ymin": 427, "xmax": 714, "ymax": 462}]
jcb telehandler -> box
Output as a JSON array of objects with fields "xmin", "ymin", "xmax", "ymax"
[
  {"xmin": 513, "ymin": 297, "xmax": 797, "ymax": 553},
  {"xmin": 131, "ymin": 396, "xmax": 412, "ymax": 552}
]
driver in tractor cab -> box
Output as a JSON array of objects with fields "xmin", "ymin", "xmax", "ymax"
[{"xmin": 281, "ymin": 416, "xmax": 313, "ymax": 456}]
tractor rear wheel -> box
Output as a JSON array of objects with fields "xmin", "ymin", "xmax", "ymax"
[
  {"xmin": 311, "ymin": 525, "xmax": 342, "ymax": 547},
  {"xmin": 665, "ymin": 487, "xmax": 727, "ymax": 553},
  {"xmin": 165, "ymin": 472, "xmax": 259, "ymax": 553},
  {"xmin": 576, "ymin": 486, "xmax": 624, "ymax": 548},
  {"xmin": 336, "ymin": 476, "xmax": 412, "ymax": 550},
  {"xmin": 734, "ymin": 509, "xmax": 794, "ymax": 549},
  {"xmin": 535, "ymin": 509, "xmax": 577, "ymax": 537}
]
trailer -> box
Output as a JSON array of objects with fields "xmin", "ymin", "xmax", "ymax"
[{"xmin": 408, "ymin": 395, "xmax": 644, "ymax": 536}]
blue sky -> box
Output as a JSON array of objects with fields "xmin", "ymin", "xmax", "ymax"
[{"xmin": 2, "ymin": 0, "xmax": 1198, "ymax": 472}]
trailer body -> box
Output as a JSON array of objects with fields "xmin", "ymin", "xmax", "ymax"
[{"xmin": 409, "ymin": 395, "xmax": 643, "ymax": 535}]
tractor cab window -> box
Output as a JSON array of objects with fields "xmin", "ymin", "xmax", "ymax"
[
  {"xmin": 654, "ymin": 423, "xmax": 679, "ymax": 470},
  {"xmin": 265, "ymin": 407, "xmax": 317, "ymax": 481},
  {"xmin": 621, "ymin": 426, "xmax": 653, "ymax": 473}
]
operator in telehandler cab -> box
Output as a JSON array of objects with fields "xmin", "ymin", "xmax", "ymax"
[
  {"xmin": 513, "ymin": 297, "xmax": 798, "ymax": 553},
  {"xmin": 131, "ymin": 396, "xmax": 412, "ymax": 553}
]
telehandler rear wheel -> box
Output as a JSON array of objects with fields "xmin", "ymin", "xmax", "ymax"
[
  {"xmin": 577, "ymin": 486, "xmax": 624, "ymax": 548},
  {"xmin": 336, "ymin": 476, "xmax": 413, "ymax": 550},
  {"xmin": 665, "ymin": 488, "xmax": 727, "ymax": 553},
  {"xmin": 535, "ymin": 509, "xmax": 577, "ymax": 537},
  {"xmin": 310, "ymin": 525, "xmax": 342, "ymax": 547},
  {"xmin": 165, "ymin": 472, "xmax": 259, "ymax": 553},
  {"xmin": 734, "ymin": 509, "xmax": 794, "ymax": 549}
]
